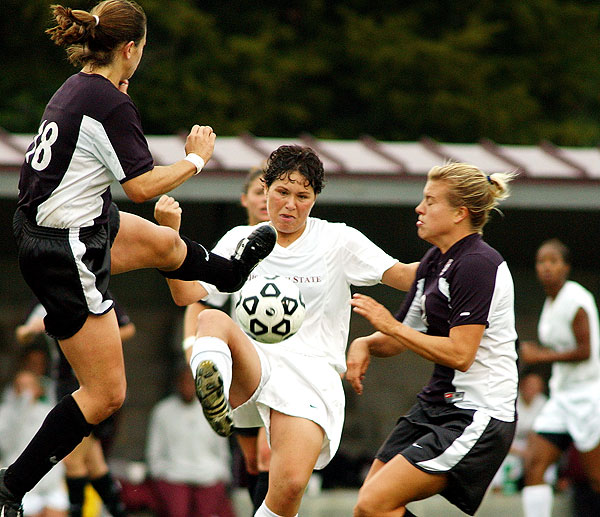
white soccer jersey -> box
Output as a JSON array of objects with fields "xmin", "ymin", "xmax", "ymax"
[
  {"xmin": 201, "ymin": 218, "xmax": 398, "ymax": 468},
  {"xmin": 538, "ymin": 280, "xmax": 600, "ymax": 392},
  {"xmin": 146, "ymin": 395, "xmax": 232, "ymax": 485},
  {"xmin": 203, "ymin": 217, "xmax": 398, "ymax": 373},
  {"xmin": 0, "ymin": 392, "xmax": 67, "ymax": 510}
]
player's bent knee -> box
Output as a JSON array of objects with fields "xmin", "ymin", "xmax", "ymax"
[
  {"xmin": 354, "ymin": 487, "xmax": 391, "ymax": 516},
  {"xmin": 152, "ymin": 225, "xmax": 184, "ymax": 269},
  {"xmin": 527, "ymin": 456, "xmax": 551, "ymax": 481},
  {"xmin": 353, "ymin": 502, "xmax": 379, "ymax": 517},
  {"xmin": 95, "ymin": 383, "xmax": 126, "ymax": 420},
  {"xmin": 278, "ymin": 480, "xmax": 305, "ymax": 506},
  {"xmin": 353, "ymin": 505, "xmax": 369, "ymax": 517},
  {"xmin": 197, "ymin": 309, "xmax": 234, "ymax": 332},
  {"xmin": 107, "ymin": 390, "xmax": 126, "ymax": 413}
]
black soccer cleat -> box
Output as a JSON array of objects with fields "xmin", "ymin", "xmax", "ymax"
[
  {"xmin": 0, "ymin": 469, "xmax": 23, "ymax": 517},
  {"xmin": 230, "ymin": 224, "xmax": 277, "ymax": 290},
  {"xmin": 195, "ymin": 360, "xmax": 233, "ymax": 437}
]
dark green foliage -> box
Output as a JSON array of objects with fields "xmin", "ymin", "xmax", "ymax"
[{"xmin": 1, "ymin": 0, "xmax": 598, "ymax": 144}]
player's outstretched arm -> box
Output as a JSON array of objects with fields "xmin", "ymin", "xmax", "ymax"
[
  {"xmin": 352, "ymin": 292, "xmax": 483, "ymax": 371},
  {"xmin": 122, "ymin": 125, "xmax": 216, "ymax": 203},
  {"xmin": 15, "ymin": 316, "xmax": 45, "ymax": 346},
  {"xmin": 520, "ymin": 307, "xmax": 591, "ymax": 364},
  {"xmin": 381, "ymin": 261, "xmax": 419, "ymax": 291}
]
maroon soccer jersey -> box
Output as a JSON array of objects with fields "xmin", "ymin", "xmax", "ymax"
[{"xmin": 18, "ymin": 72, "xmax": 153, "ymax": 228}]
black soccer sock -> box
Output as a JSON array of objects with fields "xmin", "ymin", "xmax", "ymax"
[
  {"xmin": 66, "ymin": 476, "xmax": 88, "ymax": 517},
  {"xmin": 158, "ymin": 235, "xmax": 244, "ymax": 292},
  {"xmin": 90, "ymin": 472, "xmax": 127, "ymax": 517},
  {"xmin": 246, "ymin": 473, "xmax": 258, "ymax": 507},
  {"xmin": 403, "ymin": 509, "xmax": 419, "ymax": 517},
  {"xmin": 4, "ymin": 394, "xmax": 94, "ymax": 500},
  {"xmin": 252, "ymin": 471, "xmax": 269, "ymax": 513}
]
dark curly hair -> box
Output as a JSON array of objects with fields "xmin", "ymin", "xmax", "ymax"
[{"xmin": 263, "ymin": 145, "xmax": 325, "ymax": 194}]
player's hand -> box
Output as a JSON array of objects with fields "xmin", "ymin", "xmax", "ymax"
[
  {"xmin": 345, "ymin": 337, "xmax": 371, "ymax": 395},
  {"xmin": 154, "ymin": 195, "xmax": 182, "ymax": 232},
  {"xmin": 519, "ymin": 341, "xmax": 547, "ymax": 364},
  {"xmin": 118, "ymin": 79, "xmax": 129, "ymax": 95},
  {"xmin": 15, "ymin": 318, "xmax": 46, "ymax": 346},
  {"xmin": 185, "ymin": 125, "xmax": 216, "ymax": 165},
  {"xmin": 351, "ymin": 293, "xmax": 398, "ymax": 336}
]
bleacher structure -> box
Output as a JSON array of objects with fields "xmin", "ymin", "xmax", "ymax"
[{"xmin": 1, "ymin": 128, "xmax": 599, "ymax": 209}]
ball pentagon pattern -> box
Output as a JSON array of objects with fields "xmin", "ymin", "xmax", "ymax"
[{"xmin": 235, "ymin": 275, "xmax": 305, "ymax": 343}]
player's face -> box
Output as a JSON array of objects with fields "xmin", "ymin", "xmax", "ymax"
[
  {"xmin": 415, "ymin": 180, "xmax": 459, "ymax": 246},
  {"xmin": 266, "ymin": 171, "xmax": 316, "ymax": 244},
  {"xmin": 535, "ymin": 244, "xmax": 569, "ymax": 290},
  {"xmin": 241, "ymin": 176, "xmax": 269, "ymax": 226},
  {"xmin": 519, "ymin": 373, "xmax": 544, "ymax": 404}
]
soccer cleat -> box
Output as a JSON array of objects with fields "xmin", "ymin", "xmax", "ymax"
[
  {"xmin": 230, "ymin": 225, "xmax": 277, "ymax": 290},
  {"xmin": 195, "ymin": 360, "xmax": 233, "ymax": 437},
  {"xmin": 0, "ymin": 469, "xmax": 23, "ymax": 517}
]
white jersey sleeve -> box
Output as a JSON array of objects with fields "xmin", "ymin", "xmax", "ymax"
[{"xmin": 336, "ymin": 225, "xmax": 398, "ymax": 286}]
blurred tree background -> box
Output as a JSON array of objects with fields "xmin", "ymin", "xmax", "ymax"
[{"xmin": 1, "ymin": 0, "xmax": 599, "ymax": 144}]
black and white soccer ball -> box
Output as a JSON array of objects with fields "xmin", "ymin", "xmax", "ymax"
[{"xmin": 235, "ymin": 275, "xmax": 305, "ymax": 344}]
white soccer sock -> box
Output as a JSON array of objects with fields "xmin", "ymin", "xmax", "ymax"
[
  {"xmin": 189, "ymin": 336, "xmax": 233, "ymax": 398},
  {"xmin": 254, "ymin": 502, "xmax": 297, "ymax": 517},
  {"xmin": 522, "ymin": 484, "xmax": 553, "ymax": 517},
  {"xmin": 254, "ymin": 502, "xmax": 279, "ymax": 517}
]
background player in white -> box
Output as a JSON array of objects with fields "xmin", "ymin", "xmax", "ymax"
[
  {"xmin": 146, "ymin": 365, "xmax": 236, "ymax": 517},
  {"xmin": 15, "ymin": 298, "xmax": 135, "ymax": 517},
  {"xmin": 160, "ymin": 145, "xmax": 417, "ymax": 517},
  {"xmin": 346, "ymin": 162, "xmax": 519, "ymax": 516},
  {"xmin": 520, "ymin": 238, "xmax": 600, "ymax": 517},
  {"xmin": 156, "ymin": 165, "xmax": 272, "ymax": 513},
  {"xmin": 0, "ymin": 371, "xmax": 68, "ymax": 517},
  {"xmin": 1, "ymin": 3, "xmax": 275, "ymax": 517}
]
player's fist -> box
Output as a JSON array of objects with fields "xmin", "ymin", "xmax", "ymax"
[
  {"xmin": 154, "ymin": 195, "xmax": 182, "ymax": 232},
  {"xmin": 185, "ymin": 125, "xmax": 216, "ymax": 165}
]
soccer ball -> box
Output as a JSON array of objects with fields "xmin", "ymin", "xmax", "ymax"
[{"xmin": 235, "ymin": 275, "xmax": 305, "ymax": 344}]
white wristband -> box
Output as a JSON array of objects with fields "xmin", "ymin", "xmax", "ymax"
[
  {"xmin": 182, "ymin": 336, "xmax": 196, "ymax": 351},
  {"xmin": 184, "ymin": 153, "xmax": 205, "ymax": 175}
]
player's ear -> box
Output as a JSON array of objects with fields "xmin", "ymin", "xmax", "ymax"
[
  {"xmin": 122, "ymin": 40, "xmax": 135, "ymax": 59},
  {"xmin": 454, "ymin": 205, "xmax": 469, "ymax": 224}
]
